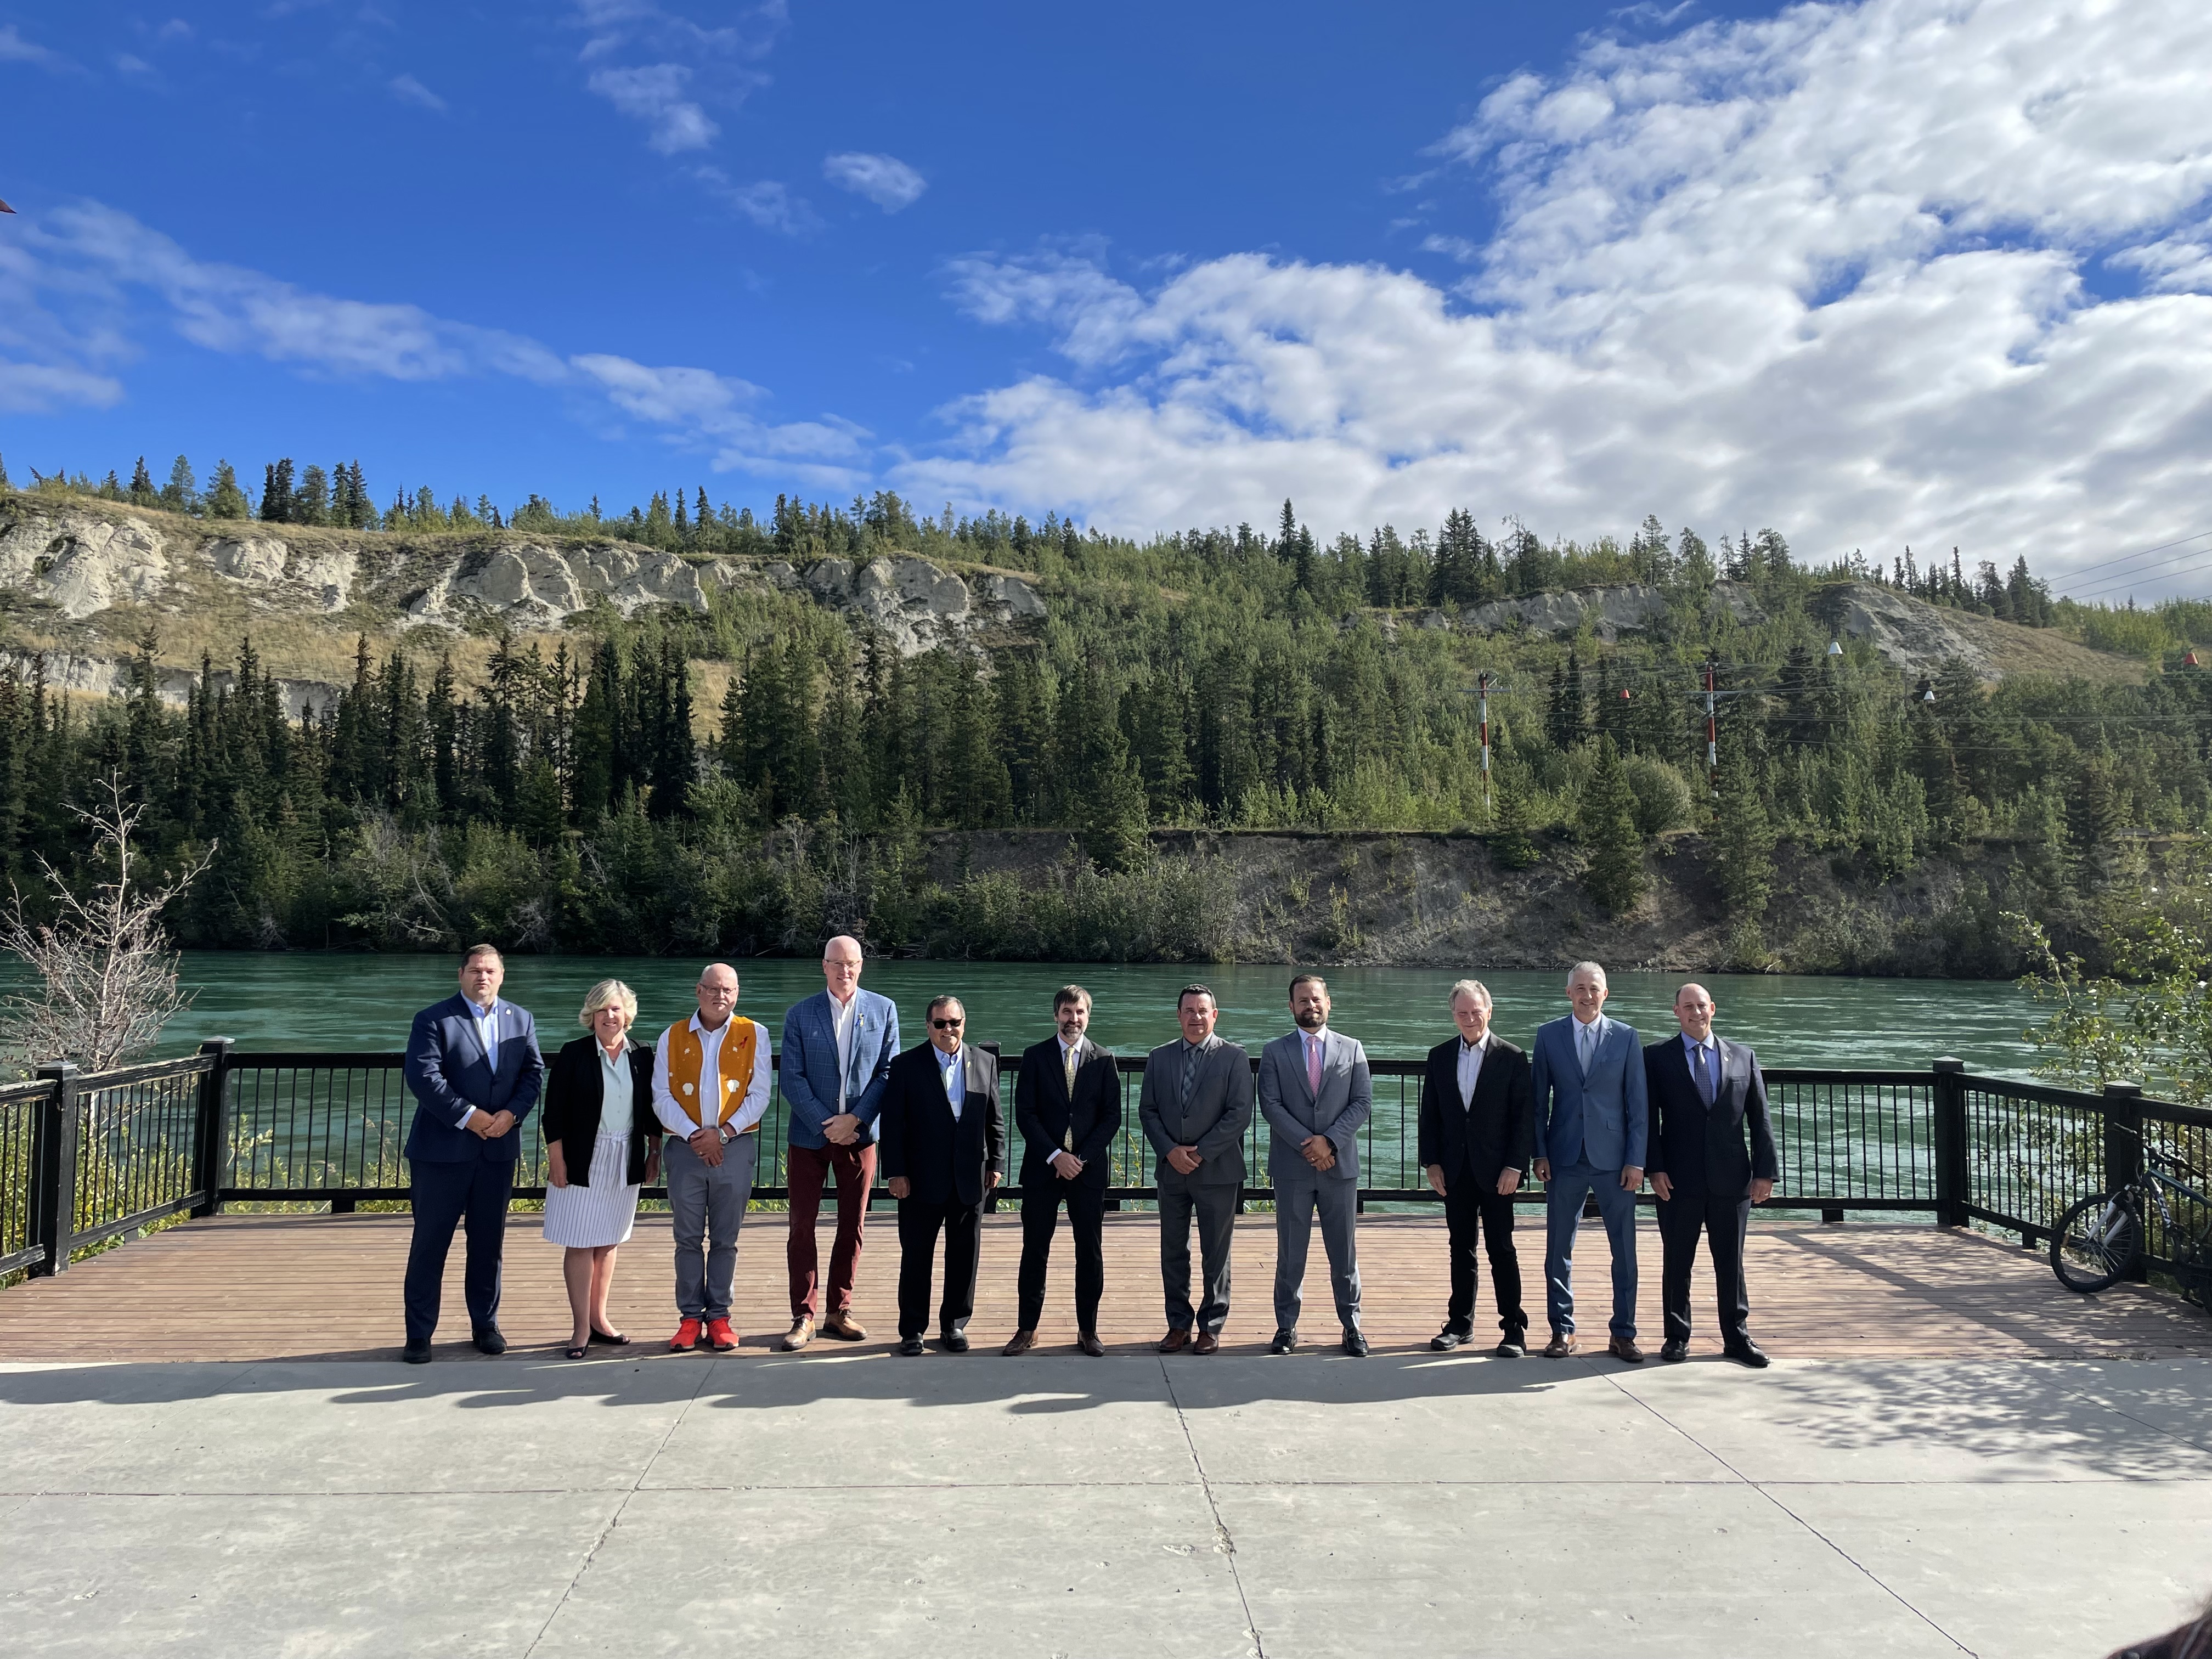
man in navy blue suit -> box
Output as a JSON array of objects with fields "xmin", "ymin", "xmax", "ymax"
[
  {"xmin": 399, "ymin": 944, "xmax": 545, "ymax": 1363},
  {"xmin": 1530, "ymin": 960, "xmax": 1649, "ymax": 1362}
]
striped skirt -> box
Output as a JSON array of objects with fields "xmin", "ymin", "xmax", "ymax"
[{"xmin": 541, "ymin": 1130, "xmax": 641, "ymax": 1248}]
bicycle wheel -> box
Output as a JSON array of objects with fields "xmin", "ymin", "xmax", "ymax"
[{"xmin": 2051, "ymin": 1192, "xmax": 2140, "ymax": 1293}]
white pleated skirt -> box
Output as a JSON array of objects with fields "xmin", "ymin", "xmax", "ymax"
[{"xmin": 542, "ymin": 1130, "xmax": 641, "ymax": 1248}]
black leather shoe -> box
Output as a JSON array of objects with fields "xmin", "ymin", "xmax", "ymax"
[
  {"xmin": 1077, "ymin": 1333, "xmax": 1105, "ymax": 1357},
  {"xmin": 898, "ymin": 1336, "xmax": 925, "ymax": 1356},
  {"xmin": 1269, "ymin": 1328, "xmax": 1297, "ymax": 1355},
  {"xmin": 1661, "ymin": 1338, "xmax": 1690, "ymax": 1363},
  {"xmin": 472, "ymin": 1326, "xmax": 506, "ymax": 1356},
  {"xmin": 940, "ymin": 1329, "xmax": 970, "ymax": 1353},
  {"xmin": 1494, "ymin": 1333, "xmax": 1527, "ymax": 1358},
  {"xmin": 401, "ymin": 1340, "xmax": 432, "ymax": 1365},
  {"xmin": 1430, "ymin": 1327, "xmax": 1469, "ymax": 1352},
  {"xmin": 1724, "ymin": 1339, "xmax": 1770, "ymax": 1369},
  {"xmin": 1342, "ymin": 1329, "xmax": 1369, "ymax": 1357}
]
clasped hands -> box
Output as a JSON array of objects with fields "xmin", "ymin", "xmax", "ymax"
[
  {"xmin": 466, "ymin": 1109, "xmax": 515, "ymax": 1141},
  {"xmin": 1299, "ymin": 1134, "xmax": 1336, "ymax": 1172},
  {"xmin": 687, "ymin": 1125, "xmax": 726, "ymax": 1168}
]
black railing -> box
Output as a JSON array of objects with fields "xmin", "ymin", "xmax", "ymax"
[{"xmin": 3, "ymin": 1043, "xmax": 2209, "ymax": 1285}]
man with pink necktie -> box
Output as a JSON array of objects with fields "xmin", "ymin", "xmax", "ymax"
[{"xmin": 1256, "ymin": 973, "xmax": 1373, "ymax": 1355}]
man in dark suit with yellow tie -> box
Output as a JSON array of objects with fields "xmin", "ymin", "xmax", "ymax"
[
  {"xmin": 1644, "ymin": 982, "xmax": 1779, "ymax": 1367},
  {"xmin": 1005, "ymin": 984, "xmax": 1120, "ymax": 1356}
]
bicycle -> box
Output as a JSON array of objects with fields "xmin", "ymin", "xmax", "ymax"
[{"xmin": 2050, "ymin": 1140, "xmax": 2212, "ymax": 1302}]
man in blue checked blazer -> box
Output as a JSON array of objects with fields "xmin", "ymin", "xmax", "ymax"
[
  {"xmin": 777, "ymin": 934, "xmax": 900, "ymax": 1349},
  {"xmin": 399, "ymin": 944, "xmax": 545, "ymax": 1363},
  {"xmin": 1530, "ymin": 960, "xmax": 1649, "ymax": 1362}
]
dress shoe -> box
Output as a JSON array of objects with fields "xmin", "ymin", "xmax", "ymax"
[
  {"xmin": 1724, "ymin": 1338, "xmax": 1770, "ymax": 1369},
  {"xmin": 1495, "ymin": 1333, "xmax": 1527, "ymax": 1358},
  {"xmin": 1543, "ymin": 1331, "xmax": 1577, "ymax": 1358},
  {"xmin": 587, "ymin": 1327, "xmax": 630, "ymax": 1347},
  {"xmin": 1661, "ymin": 1338, "xmax": 1690, "ymax": 1363},
  {"xmin": 401, "ymin": 1339, "xmax": 432, "ymax": 1365},
  {"xmin": 1190, "ymin": 1331, "xmax": 1220, "ymax": 1356},
  {"xmin": 705, "ymin": 1317, "xmax": 738, "ymax": 1352},
  {"xmin": 1077, "ymin": 1333, "xmax": 1105, "ymax": 1357},
  {"xmin": 472, "ymin": 1325, "xmax": 507, "ymax": 1356},
  {"xmin": 941, "ymin": 1329, "xmax": 970, "ymax": 1353},
  {"xmin": 1002, "ymin": 1329, "xmax": 1037, "ymax": 1356},
  {"xmin": 780, "ymin": 1316, "xmax": 815, "ymax": 1352},
  {"xmin": 1430, "ymin": 1327, "xmax": 1470, "ymax": 1352},
  {"xmin": 669, "ymin": 1317, "xmax": 703, "ymax": 1353},
  {"xmin": 1607, "ymin": 1335, "xmax": 1646, "ymax": 1363},
  {"xmin": 1158, "ymin": 1327, "xmax": 1192, "ymax": 1354},
  {"xmin": 1269, "ymin": 1328, "xmax": 1298, "ymax": 1355},
  {"xmin": 898, "ymin": 1335, "xmax": 925, "ymax": 1356},
  {"xmin": 821, "ymin": 1310, "xmax": 867, "ymax": 1341},
  {"xmin": 1342, "ymin": 1329, "xmax": 1369, "ymax": 1357}
]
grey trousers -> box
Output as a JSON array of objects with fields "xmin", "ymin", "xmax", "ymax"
[
  {"xmin": 1273, "ymin": 1169, "xmax": 1361, "ymax": 1333},
  {"xmin": 1159, "ymin": 1172, "xmax": 1237, "ymax": 1334},
  {"xmin": 665, "ymin": 1132, "xmax": 757, "ymax": 1322}
]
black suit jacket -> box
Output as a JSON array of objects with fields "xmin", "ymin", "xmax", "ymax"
[
  {"xmin": 879, "ymin": 1041, "xmax": 1006, "ymax": 1207},
  {"xmin": 1417, "ymin": 1034, "xmax": 1534, "ymax": 1192},
  {"xmin": 540, "ymin": 1036, "xmax": 661, "ymax": 1187},
  {"xmin": 1643, "ymin": 1034, "xmax": 1780, "ymax": 1200},
  {"xmin": 1013, "ymin": 1036, "xmax": 1120, "ymax": 1190}
]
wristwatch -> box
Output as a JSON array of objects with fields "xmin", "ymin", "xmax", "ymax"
[{"xmin": 717, "ymin": 1122, "xmax": 736, "ymax": 1145}]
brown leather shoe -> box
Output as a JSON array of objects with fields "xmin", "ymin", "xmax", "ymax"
[
  {"xmin": 1543, "ymin": 1331, "xmax": 1577, "ymax": 1358},
  {"xmin": 1001, "ymin": 1329, "xmax": 1037, "ymax": 1356},
  {"xmin": 821, "ymin": 1311, "xmax": 866, "ymax": 1341},
  {"xmin": 1607, "ymin": 1335, "xmax": 1645, "ymax": 1363},
  {"xmin": 780, "ymin": 1316, "xmax": 815, "ymax": 1352},
  {"xmin": 1191, "ymin": 1331, "xmax": 1220, "ymax": 1356},
  {"xmin": 1077, "ymin": 1333, "xmax": 1105, "ymax": 1357},
  {"xmin": 1158, "ymin": 1328, "xmax": 1191, "ymax": 1354}
]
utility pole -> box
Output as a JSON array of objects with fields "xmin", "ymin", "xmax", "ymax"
[
  {"xmin": 1477, "ymin": 670, "xmax": 1492, "ymax": 815},
  {"xmin": 1703, "ymin": 659, "xmax": 1719, "ymax": 796}
]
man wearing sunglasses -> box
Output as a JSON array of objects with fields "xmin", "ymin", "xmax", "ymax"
[{"xmin": 879, "ymin": 996, "xmax": 1005, "ymax": 1356}]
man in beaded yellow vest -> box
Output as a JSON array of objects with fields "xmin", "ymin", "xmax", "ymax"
[{"xmin": 651, "ymin": 963, "xmax": 772, "ymax": 1352}]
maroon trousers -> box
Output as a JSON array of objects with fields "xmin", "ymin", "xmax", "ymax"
[{"xmin": 786, "ymin": 1141, "xmax": 877, "ymax": 1318}]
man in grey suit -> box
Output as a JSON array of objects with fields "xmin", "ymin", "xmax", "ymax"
[
  {"xmin": 1138, "ymin": 984, "xmax": 1254, "ymax": 1355},
  {"xmin": 1530, "ymin": 960, "xmax": 1650, "ymax": 1362},
  {"xmin": 1257, "ymin": 973, "xmax": 1373, "ymax": 1355}
]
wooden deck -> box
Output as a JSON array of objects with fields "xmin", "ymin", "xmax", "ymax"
[{"xmin": 3, "ymin": 1210, "xmax": 2207, "ymax": 1362}]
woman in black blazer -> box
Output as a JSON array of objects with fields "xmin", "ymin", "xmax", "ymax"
[{"xmin": 541, "ymin": 980, "xmax": 661, "ymax": 1358}]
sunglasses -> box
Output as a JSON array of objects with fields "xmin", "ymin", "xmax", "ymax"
[{"xmin": 931, "ymin": 1017, "xmax": 964, "ymax": 1030}]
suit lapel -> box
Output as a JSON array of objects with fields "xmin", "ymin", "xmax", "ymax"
[{"xmin": 455, "ymin": 997, "xmax": 490, "ymax": 1068}]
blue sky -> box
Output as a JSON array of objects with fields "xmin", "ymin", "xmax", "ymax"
[{"xmin": 5, "ymin": 1, "xmax": 2212, "ymax": 596}]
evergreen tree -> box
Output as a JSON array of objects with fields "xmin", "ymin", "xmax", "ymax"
[
  {"xmin": 128, "ymin": 456, "xmax": 157, "ymax": 508},
  {"xmin": 161, "ymin": 456, "xmax": 198, "ymax": 516},
  {"xmin": 294, "ymin": 465, "xmax": 330, "ymax": 527},
  {"xmin": 1489, "ymin": 760, "xmax": 1541, "ymax": 870},
  {"xmin": 261, "ymin": 460, "xmax": 295, "ymax": 523},
  {"xmin": 1577, "ymin": 736, "xmax": 1647, "ymax": 913},
  {"xmin": 205, "ymin": 460, "xmax": 250, "ymax": 520},
  {"xmin": 1711, "ymin": 745, "xmax": 1775, "ymax": 919}
]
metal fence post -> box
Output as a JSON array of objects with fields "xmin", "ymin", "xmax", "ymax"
[
  {"xmin": 2103, "ymin": 1080, "xmax": 2146, "ymax": 1281},
  {"xmin": 191, "ymin": 1039, "xmax": 234, "ymax": 1218},
  {"xmin": 1932, "ymin": 1057, "xmax": 1967, "ymax": 1227},
  {"xmin": 31, "ymin": 1062, "xmax": 80, "ymax": 1277}
]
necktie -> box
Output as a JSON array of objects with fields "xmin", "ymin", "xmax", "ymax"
[
  {"xmin": 1694, "ymin": 1042, "xmax": 1714, "ymax": 1105},
  {"xmin": 1306, "ymin": 1035, "xmax": 1323, "ymax": 1096},
  {"xmin": 1577, "ymin": 1020, "xmax": 1595, "ymax": 1076},
  {"xmin": 1062, "ymin": 1046, "xmax": 1077, "ymax": 1150},
  {"xmin": 1181, "ymin": 1043, "xmax": 1199, "ymax": 1109}
]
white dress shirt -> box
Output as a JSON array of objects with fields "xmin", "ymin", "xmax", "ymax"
[
  {"xmin": 935, "ymin": 1042, "xmax": 964, "ymax": 1121},
  {"xmin": 456, "ymin": 998, "xmax": 501, "ymax": 1129},
  {"xmin": 651, "ymin": 1013, "xmax": 772, "ymax": 1140},
  {"xmin": 1049, "ymin": 1037, "xmax": 1082, "ymax": 1170},
  {"xmin": 830, "ymin": 989, "xmax": 859, "ymax": 1113},
  {"xmin": 1456, "ymin": 1032, "xmax": 1486, "ymax": 1109}
]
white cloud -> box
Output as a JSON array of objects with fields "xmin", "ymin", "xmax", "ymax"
[
  {"xmin": 388, "ymin": 73, "xmax": 446, "ymax": 113},
  {"xmin": 822, "ymin": 152, "xmax": 927, "ymax": 212},
  {"xmin": 7, "ymin": 200, "xmax": 862, "ymax": 482},
  {"xmin": 0, "ymin": 24, "xmax": 70, "ymax": 68},
  {"xmin": 904, "ymin": 0, "xmax": 2212, "ymax": 591},
  {"xmin": 587, "ymin": 64, "xmax": 716, "ymax": 153}
]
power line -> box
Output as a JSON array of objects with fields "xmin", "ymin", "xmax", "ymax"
[
  {"xmin": 2064, "ymin": 547, "xmax": 2212, "ymax": 602},
  {"xmin": 2049, "ymin": 525, "xmax": 2212, "ymax": 588}
]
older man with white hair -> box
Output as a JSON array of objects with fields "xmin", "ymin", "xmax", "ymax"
[{"xmin": 1530, "ymin": 961, "xmax": 1649, "ymax": 1362}]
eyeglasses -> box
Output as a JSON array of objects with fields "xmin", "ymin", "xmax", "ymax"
[{"xmin": 931, "ymin": 1018, "xmax": 963, "ymax": 1030}]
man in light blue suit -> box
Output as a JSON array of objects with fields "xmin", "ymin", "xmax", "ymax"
[
  {"xmin": 1531, "ymin": 960, "xmax": 1649, "ymax": 1362},
  {"xmin": 778, "ymin": 934, "xmax": 900, "ymax": 1350},
  {"xmin": 399, "ymin": 944, "xmax": 545, "ymax": 1363}
]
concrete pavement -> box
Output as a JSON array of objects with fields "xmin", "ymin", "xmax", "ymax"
[{"xmin": 2, "ymin": 1352, "xmax": 2208, "ymax": 1657}]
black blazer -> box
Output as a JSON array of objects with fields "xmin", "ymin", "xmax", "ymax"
[
  {"xmin": 541, "ymin": 1035, "xmax": 661, "ymax": 1188},
  {"xmin": 1417, "ymin": 1034, "xmax": 1534, "ymax": 1192},
  {"xmin": 1643, "ymin": 1035, "xmax": 1780, "ymax": 1200},
  {"xmin": 878, "ymin": 1041, "xmax": 1006, "ymax": 1207},
  {"xmin": 1013, "ymin": 1036, "xmax": 1120, "ymax": 1190}
]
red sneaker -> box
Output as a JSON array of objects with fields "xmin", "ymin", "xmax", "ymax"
[
  {"xmin": 669, "ymin": 1317, "xmax": 703, "ymax": 1352},
  {"xmin": 705, "ymin": 1317, "xmax": 738, "ymax": 1352}
]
